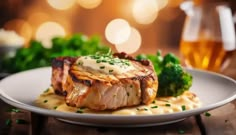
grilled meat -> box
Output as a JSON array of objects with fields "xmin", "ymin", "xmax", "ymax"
[
  {"xmin": 57, "ymin": 53, "xmax": 158, "ymax": 110},
  {"xmin": 51, "ymin": 57, "xmax": 76, "ymax": 96}
]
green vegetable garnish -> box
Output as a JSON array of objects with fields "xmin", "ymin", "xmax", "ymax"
[
  {"xmin": 44, "ymin": 88, "xmax": 49, "ymax": 93},
  {"xmin": 205, "ymin": 112, "xmax": 211, "ymax": 117},
  {"xmin": 136, "ymin": 108, "xmax": 148, "ymax": 111},
  {"xmin": 16, "ymin": 119, "xmax": 27, "ymax": 124},
  {"xmin": 76, "ymin": 110, "xmax": 83, "ymax": 113},
  {"xmin": 0, "ymin": 34, "xmax": 109, "ymax": 73},
  {"xmin": 136, "ymin": 51, "xmax": 192, "ymax": 97},
  {"xmin": 165, "ymin": 104, "xmax": 171, "ymax": 107},
  {"xmin": 89, "ymin": 50, "xmax": 131, "ymax": 68},
  {"xmin": 151, "ymin": 106, "xmax": 158, "ymax": 109},
  {"xmin": 100, "ymin": 66, "xmax": 105, "ymax": 69},
  {"xmin": 5, "ymin": 119, "xmax": 12, "ymax": 126},
  {"xmin": 8, "ymin": 108, "xmax": 20, "ymax": 113},
  {"xmin": 43, "ymin": 100, "xmax": 48, "ymax": 103},
  {"xmin": 178, "ymin": 129, "xmax": 185, "ymax": 134},
  {"xmin": 181, "ymin": 105, "xmax": 186, "ymax": 111}
]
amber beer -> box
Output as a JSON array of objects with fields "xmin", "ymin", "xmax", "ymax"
[{"xmin": 180, "ymin": 40, "xmax": 233, "ymax": 72}]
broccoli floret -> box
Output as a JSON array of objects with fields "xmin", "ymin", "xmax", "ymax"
[
  {"xmin": 162, "ymin": 53, "xmax": 180, "ymax": 65},
  {"xmin": 136, "ymin": 51, "xmax": 193, "ymax": 97},
  {"xmin": 157, "ymin": 63, "xmax": 192, "ymax": 97}
]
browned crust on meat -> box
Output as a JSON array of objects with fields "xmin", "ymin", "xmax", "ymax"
[
  {"xmin": 51, "ymin": 57, "xmax": 76, "ymax": 96},
  {"xmin": 113, "ymin": 52, "xmax": 150, "ymax": 66},
  {"xmin": 63, "ymin": 58, "xmax": 158, "ymax": 110},
  {"xmin": 51, "ymin": 53, "xmax": 158, "ymax": 110}
]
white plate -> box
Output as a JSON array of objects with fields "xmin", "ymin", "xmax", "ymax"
[{"xmin": 0, "ymin": 67, "xmax": 236, "ymax": 127}]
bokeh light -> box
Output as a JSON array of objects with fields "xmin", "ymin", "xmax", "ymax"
[
  {"xmin": 4, "ymin": 19, "xmax": 33, "ymax": 46},
  {"xmin": 105, "ymin": 18, "xmax": 131, "ymax": 45},
  {"xmin": 156, "ymin": 0, "xmax": 169, "ymax": 10},
  {"xmin": 77, "ymin": 0, "xmax": 102, "ymax": 9},
  {"xmin": 36, "ymin": 21, "xmax": 66, "ymax": 48},
  {"xmin": 115, "ymin": 27, "xmax": 141, "ymax": 54},
  {"xmin": 47, "ymin": 0, "xmax": 76, "ymax": 10},
  {"xmin": 132, "ymin": 0, "xmax": 159, "ymax": 25}
]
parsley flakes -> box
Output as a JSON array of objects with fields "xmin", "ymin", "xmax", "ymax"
[
  {"xmin": 205, "ymin": 112, "xmax": 211, "ymax": 117},
  {"xmin": 165, "ymin": 104, "xmax": 171, "ymax": 107}
]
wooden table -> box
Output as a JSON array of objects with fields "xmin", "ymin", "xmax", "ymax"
[{"xmin": 0, "ymin": 51, "xmax": 236, "ymax": 135}]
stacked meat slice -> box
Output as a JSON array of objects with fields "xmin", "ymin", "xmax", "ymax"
[{"xmin": 51, "ymin": 53, "xmax": 158, "ymax": 110}]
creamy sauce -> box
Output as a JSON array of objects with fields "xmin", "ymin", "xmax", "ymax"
[
  {"xmin": 35, "ymin": 87, "xmax": 202, "ymax": 115},
  {"xmin": 76, "ymin": 56, "xmax": 135, "ymax": 74}
]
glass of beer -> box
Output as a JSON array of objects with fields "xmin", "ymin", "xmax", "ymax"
[{"xmin": 180, "ymin": 2, "xmax": 236, "ymax": 72}]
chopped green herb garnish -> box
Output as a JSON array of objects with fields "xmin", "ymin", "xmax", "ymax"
[
  {"xmin": 178, "ymin": 129, "xmax": 185, "ymax": 134},
  {"xmin": 152, "ymin": 100, "xmax": 156, "ymax": 104},
  {"xmin": 54, "ymin": 106, "xmax": 58, "ymax": 109},
  {"xmin": 109, "ymin": 69, "xmax": 113, "ymax": 73},
  {"xmin": 89, "ymin": 51, "xmax": 131, "ymax": 67},
  {"xmin": 16, "ymin": 119, "xmax": 27, "ymax": 124},
  {"xmin": 8, "ymin": 108, "xmax": 20, "ymax": 113},
  {"xmin": 76, "ymin": 110, "xmax": 83, "ymax": 113},
  {"xmin": 100, "ymin": 66, "xmax": 105, "ymax": 69},
  {"xmin": 43, "ymin": 100, "xmax": 48, "ymax": 103},
  {"xmin": 109, "ymin": 61, "xmax": 114, "ymax": 65},
  {"xmin": 96, "ymin": 60, "xmax": 101, "ymax": 63},
  {"xmin": 205, "ymin": 112, "xmax": 211, "ymax": 117},
  {"xmin": 44, "ymin": 88, "xmax": 49, "ymax": 93},
  {"xmin": 181, "ymin": 105, "xmax": 186, "ymax": 111},
  {"xmin": 124, "ymin": 62, "xmax": 130, "ymax": 66},
  {"xmin": 78, "ymin": 61, "xmax": 83, "ymax": 66},
  {"xmin": 136, "ymin": 108, "xmax": 148, "ymax": 111},
  {"xmin": 165, "ymin": 104, "xmax": 171, "ymax": 107},
  {"xmin": 127, "ymin": 92, "xmax": 130, "ymax": 96},
  {"xmin": 151, "ymin": 106, "xmax": 158, "ymax": 109},
  {"xmin": 129, "ymin": 85, "xmax": 133, "ymax": 88},
  {"xmin": 5, "ymin": 119, "xmax": 12, "ymax": 126}
]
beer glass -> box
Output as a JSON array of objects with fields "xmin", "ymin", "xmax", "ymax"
[{"xmin": 180, "ymin": 2, "xmax": 236, "ymax": 72}]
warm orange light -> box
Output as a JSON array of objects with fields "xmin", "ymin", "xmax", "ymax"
[
  {"xmin": 77, "ymin": 0, "xmax": 102, "ymax": 9},
  {"xmin": 157, "ymin": 0, "xmax": 169, "ymax": 10},
  {"xmin": 167, "ymin": 0, "xmax": 183, "ymax": 7},
  {"xmin": 36, "ymin": 21, "xmax": 66, "ymax": 48},
  {"xmin": 27, "ymin": 12, "xmax": 50, "ymax": 27},
  {"xmin": 105, "ymin": 19, "xmax": 131, "ymax": 45},
  {"xmin": 47, "ymin": 0, "xmax": 76, "ymax": 10},
  {"xmin": 115, "ymin": 27, "xmax": 142, "ymax": 54},
  {"xmin": 4, "ymin": 19, "xmax": 33, "ymax": 46},
  {"xmin": 132, "ymin": 0, "xmax": 159, "ymax": 25}
]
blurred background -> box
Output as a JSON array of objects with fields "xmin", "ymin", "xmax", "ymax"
[
  {"xmin": 0, "ymin": 0, "xmax": 236, "ymax": 77},
  {"xmin": 0, "ymin": 0, "xmax": 235, "ymax": 54}
]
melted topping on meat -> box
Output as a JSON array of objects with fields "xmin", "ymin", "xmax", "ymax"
[{"xmin": 76, "ymin": 55, "xmax": 136, "ymax": 75}]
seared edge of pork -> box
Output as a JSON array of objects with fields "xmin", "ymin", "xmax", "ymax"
[
  {"xmin": 51, "ymin": 57, "xmax": 76, "ymax": 96},
  {"xmin": 63, "ymin": 53, "xmax": 158, "ymax": 110}
]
